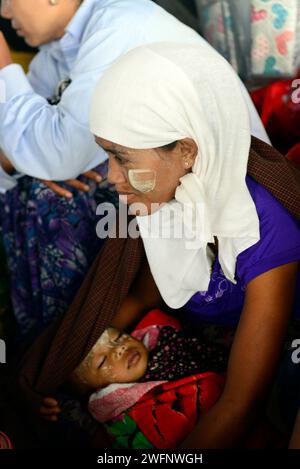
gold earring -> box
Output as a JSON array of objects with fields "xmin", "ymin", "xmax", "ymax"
[
  {"xmin": 184, "ymin": 161, "xmax": 190, "ymax": 168},
  {"xmin": 49, "ymin": 0, "xmax": 58, "ymax": 5}
]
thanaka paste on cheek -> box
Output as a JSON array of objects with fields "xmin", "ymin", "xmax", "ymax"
[
  {"xmin": 128, "ymin": 169, "xmax": 157, "ymax": 193},
  {"xmin": 74, "ymin": 329, "xmax": 117, "ymax": 383},
  {"xmin": 102, "ymin": 363, "xmax": 115, "ymax": 379}
]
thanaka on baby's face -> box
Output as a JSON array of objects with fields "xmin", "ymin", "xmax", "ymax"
[{"xmin": 72, "ymin": 328, "xmax": 149, "ymax": 390}]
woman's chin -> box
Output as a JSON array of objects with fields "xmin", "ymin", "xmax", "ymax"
[
  {"xmin": 23, "ymin": 36, "xmax": 36, "ymax": 47},
  {"xmin": 118, "ymin": 193, "xmax": 163, "ymax": 216},
  {"xmin": 128, "ymin": 202, "xmax": 162, "ymax": 217},
  {"xmin": 128, "ymin": 205, "xmax": 148, "ymax": 216},
  {"xmin": 25, "ymin": 35, "xmax": 49, "ymax": 48}
]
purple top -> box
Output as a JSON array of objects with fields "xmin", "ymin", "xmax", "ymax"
[{"xmin": 184, "ymin": 176, "xmax": 300, "ymax": 327}]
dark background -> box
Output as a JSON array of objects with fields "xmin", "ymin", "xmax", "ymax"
[{"xmin": 0, "ymin": 17, "xmax": 35, "ymax": 51}]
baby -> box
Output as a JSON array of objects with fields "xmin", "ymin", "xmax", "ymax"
[
  {"xmin": 40, "ymin": 322, "xmax": 228, "ymax": 421},
  {"xmin": 69, "ymin": 327, "xmax": 149, "ymax": 393},
  {"xmin": 69, "ymin": 325, "xmax": 228, "ymax": 393}
]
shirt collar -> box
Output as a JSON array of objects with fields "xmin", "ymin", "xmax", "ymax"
[
  {"xmin": 40, "ymin": 0, "xmax": 100, "ymax": 65},
  {"xmin": 62, "ymin": 0, "xmax": 100, "ymax": 49}
]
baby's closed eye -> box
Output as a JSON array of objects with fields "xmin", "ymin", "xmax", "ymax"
[{"xmin": 97, "ymin": 356, "xmax": 107, "ymax": 369}]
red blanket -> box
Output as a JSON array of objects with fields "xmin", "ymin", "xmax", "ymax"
[{"xmin": 128, "ymin": 372, "xmax": 225, "ymax": 449}]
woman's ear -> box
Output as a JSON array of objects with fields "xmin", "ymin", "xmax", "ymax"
[{"xmin": 179, "ymin": 138, "xmax": 198, "ymax": 170}]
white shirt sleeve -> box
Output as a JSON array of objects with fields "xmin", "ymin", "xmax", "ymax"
[
  {"xmin": 0, "ymin": 48, "xmax": 62, "ymax": 191},
  {"xmin": 26, "ymin": 48, "xmax": 61, "ymax": 99}
]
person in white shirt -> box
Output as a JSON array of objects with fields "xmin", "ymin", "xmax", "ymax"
[{"xmin": 0, "ymin": 0, "xmax": 269, "ymax": 342}]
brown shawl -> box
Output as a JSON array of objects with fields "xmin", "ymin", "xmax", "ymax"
[{"xmin": 18, "ymin": 137, "xmax": 300, "ymax": 412}]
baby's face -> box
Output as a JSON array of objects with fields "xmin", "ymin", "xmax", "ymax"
[{"xmin": 75, "ymin": 328, "xmax": 149, "ymax": 389}]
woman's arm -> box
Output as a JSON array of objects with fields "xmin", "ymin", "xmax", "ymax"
[
  {"xmin": 181, "ymin": 261, "xmax": 298, "ymax": 448},
  {"xmin": 0, "ymin": 32, "xmax": 12, "ymax": 69},
  {"xmin": 0, "ymin": 150, "xmax": 14, "ymax": 174},
  {"xmin": 111, "ymin": 258, "xmax": 162, "ymax": 331}
]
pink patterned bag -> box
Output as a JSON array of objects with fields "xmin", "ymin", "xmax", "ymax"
[{"xmin": 251, "ymin": 0, "xmax": 300, "ymax": 77}]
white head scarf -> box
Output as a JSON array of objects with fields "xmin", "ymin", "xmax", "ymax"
[{"xmin": 90, "ymin": 42, "xmax": 260, "ymax": 308}]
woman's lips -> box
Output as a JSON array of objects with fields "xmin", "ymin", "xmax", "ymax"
[{"xmin": 127, "ymin": 350, "xmax": 140, "ymax": 369}]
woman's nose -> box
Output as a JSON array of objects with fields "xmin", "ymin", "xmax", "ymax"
[
  {"xmin": 107, "ymin": 156, "xmax": 127, "ymax": 185},
  {"xmin": 1, "ymin": 0, "xmax": 12, "ymax": 19}
]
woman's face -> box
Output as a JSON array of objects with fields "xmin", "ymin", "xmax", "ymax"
[
  {"xmin": 76, "ymin": 328, "xmax": 149, "ymax": 389},
  {"xmin": 0, "ymin": 0, "xmax": 81, "ymax": 47},
  {"xmin": 96, "ymin": 137, "xmax": 198, "ymax": 216}
]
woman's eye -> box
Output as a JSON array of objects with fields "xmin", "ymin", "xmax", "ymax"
[{"xmin": 115, "ymin": 155, "xmax": 127, "ymax": 165}]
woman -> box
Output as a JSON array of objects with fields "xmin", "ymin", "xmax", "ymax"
[
  {"xmin": 0, "ymin": 0, "xmax": 268, "ymax": 341},
  {"xmin": 85, "ymin": 43, "xmax": 299, "ymax": 447}
]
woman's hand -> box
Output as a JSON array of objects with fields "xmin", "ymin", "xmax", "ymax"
[
  {"xmin": 0, "ymin": 32, "xmax": 13, "ymax": 69},
  {"xmin": 0, "ymin": 150, "xmax": 15, "ymax": 174},
  {"xmin": 181, "ymin": 262, "xmax": 298, "ymax": 448},
  {"xmin": 39, "ymin": 397, "xmax": 61, "ymax": 422},
  {"xmin": 41, "ymin": 170, "xmax": 103, "ymax": 198},
  {"xmin": 0, "ymin": 149, "xmax": 103, "ymax": 197}
]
